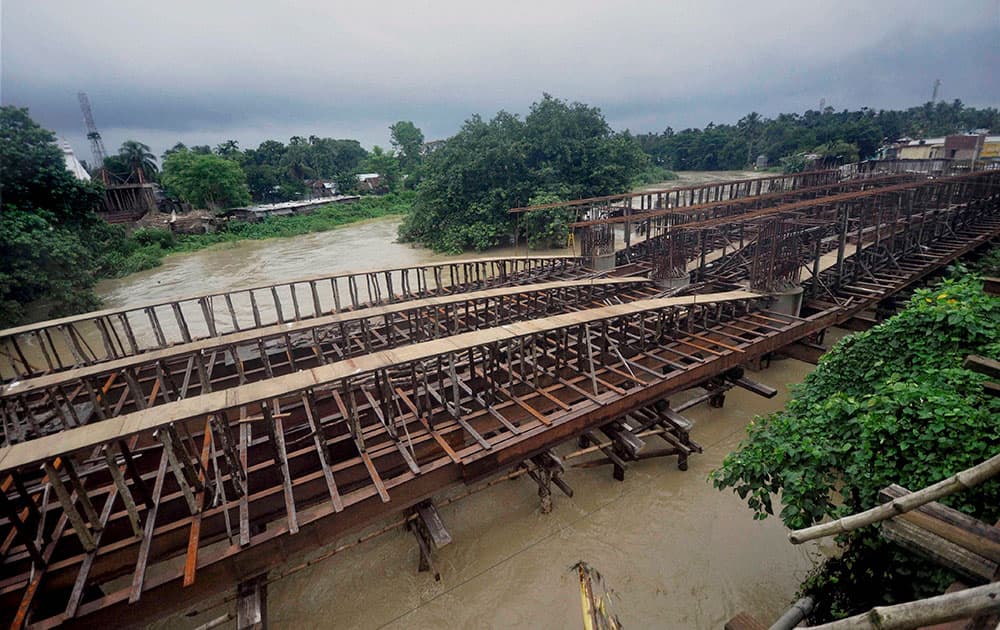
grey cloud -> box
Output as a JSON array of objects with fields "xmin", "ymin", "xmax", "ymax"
[{"xmin": 2, "ymin": 0, "xmax": 997, "ymax": 158}]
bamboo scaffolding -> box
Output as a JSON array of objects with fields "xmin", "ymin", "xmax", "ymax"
[
  {"xmin": 789, "ymin": 452, "xmax": 1000, "ymax": 544},
  {"xmin": 807, "ymin": 581, "xmax": 1000, "ymax": 629}
]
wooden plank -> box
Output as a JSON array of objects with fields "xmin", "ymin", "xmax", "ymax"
[
  {"xmin": 0, "ymin": 290, "xmax": 762, "ymax": 472},
  {"xmin": 129, "ymin": 451, "xmax": 169, "ymax": 603},
  {"xmin": 43, "ymin": 461, "xmax": 96, "ymax": 551},
  {"xmin": 301, "ymin": 394, "xmax": 343, "ymax": 512},
  {"xmin": 415, "ymin": 501, "xmax": 452, "ymax": 549},
  {"xmin": 183, "ymin": 417, "xmax": 214, "ymax": 587},
  {"xmin": 262, "ymin": 404, "xmax": 298, "ymax": 535},
  {"xmin": 983, "ymin": 276, "xmax": 999, "ymax": 296},
  {"xmin": 964, "ymin": 354, "xmax": 1000, "ymax": 379},
  {"xmin": 236, "ymin": 575, "xmax": 267, "ymax": 630},
  {"xmin": 881, "ymin": 484, "xmax": 1000, "ymax": 563},
  {"xmin": 394, "ymin": 387, "xmax": 461, "ymax": 464},
  {"xmin": 881, "ymin": 517, "xmax": 997, "ymax": 582},
  {"xmin": 359, "ymin": 451, "xmax": 390, "ymax": 503},
  {"xmin": 730, "ymin": 376, "xmax": 778, "ymax": 399}
]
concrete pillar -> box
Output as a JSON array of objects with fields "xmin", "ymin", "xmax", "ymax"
[{"xmin": 769, "ymin": 285, "xmax": 804, "ymax": 318}]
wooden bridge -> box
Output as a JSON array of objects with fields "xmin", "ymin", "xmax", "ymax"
[{"xmin": 1, "ymin": 166, "xmax": 998, "ymax": 628}]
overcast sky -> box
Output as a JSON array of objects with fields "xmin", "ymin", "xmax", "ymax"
[{"xmin": 2, "ymin": 1, "xmax": 998, "ymax": 161}]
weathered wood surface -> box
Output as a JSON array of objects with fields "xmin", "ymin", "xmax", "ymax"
[
  {"xmin": 880, "ymin": 484, "xmax": 1000, "ymax": 565},
  {"xmin": 807, "ymin": 581, "xmax": 1000, "ymax": 629}
]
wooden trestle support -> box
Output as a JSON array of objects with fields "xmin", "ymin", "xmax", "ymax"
[{"xmin": 0, "ymin": 168, "xmax": 998, "ymax": 628}]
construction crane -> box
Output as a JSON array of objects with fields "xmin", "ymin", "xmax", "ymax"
[{"xmin": 78, "ymin": 91, "xmax": 109, "ymax": 183}]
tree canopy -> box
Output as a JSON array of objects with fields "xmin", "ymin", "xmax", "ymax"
[
  {"xmin": 0, "ymin": 106, "xmax": 106, "ymax": 325},
  {"xmin": 711, "ymin": 273, "xmax": 999, "ymax": 621},
  {"xmin": 161, "ymin": 149, "xmax": 251, "ymax": 210},
  {"xmin": 389, "ymin": 120, "xmax": 424, "ymax": 171},
  {"xmin": 638, "ymin": 100, "xmax": 1000, "ymax": 170},
  {"xmin": 399, "ymin": 94, "xmax": 649, "ymax": 253}
]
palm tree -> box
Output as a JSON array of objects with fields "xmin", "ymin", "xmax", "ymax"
[
  {"xmin": 214, "ymin": 139, "xmax": 241, "ymax": 160},
  {"xmin": 118, "ymin": 140, "xmax": 158, "ymax": 183}
]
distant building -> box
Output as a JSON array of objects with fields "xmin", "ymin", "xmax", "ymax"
[
  {"xmin": 896, "ymin": 137, "xmax": 947, "ymax": 160},
  {"xmin": 356, "ymin": 172, "xmax": 382, "ymax": 191},
  {"xmin": 893, "ymin": 134, "xmax": 999, "ymax": 162},
  {"xmin": 979, "ymin": 135, "xmax": 1000, "ymax": 161},
  {"xmin": 60, "ymin": 139, "xmax": 91, "ymax": 181},
  {"xmin": 755, "ymin": 154, "xmax": 768, "ymax": 169},
  {"xmin": 305, "ymin": 179, "xmax": 338, "ymax": 197}
]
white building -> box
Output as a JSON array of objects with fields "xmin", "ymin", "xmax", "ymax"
[{"xmin": 60, "ymin": 139, "xmax": 91, "ymax": 181}]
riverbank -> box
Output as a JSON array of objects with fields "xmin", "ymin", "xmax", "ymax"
[{"xmin": 100, "ymin": 191, "xmax": 416, "ymax": 279}]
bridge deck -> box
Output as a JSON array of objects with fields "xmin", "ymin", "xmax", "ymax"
[{"xmin": 1, "ymin": 168, "xmax": 998, "ymax": 628}]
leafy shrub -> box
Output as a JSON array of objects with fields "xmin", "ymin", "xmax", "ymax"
[{"xmin": 711, "ymin": 274, "xmax": 1000, "ymax": 620}]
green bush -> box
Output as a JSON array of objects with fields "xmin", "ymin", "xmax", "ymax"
[{"xmin": 711, "ymin": 274, "xmax": 999, "ymax": 621}]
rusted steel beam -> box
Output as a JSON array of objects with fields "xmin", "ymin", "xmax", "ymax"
[
  {"xmin": 0, "ymin": 278, "xmax": 651, "ymax": 445},
  {"xmin": 1, "ymin": 170, "xmax": 997, "ymax": 628},
  {"xmin": 509, "ymin": 168, "xmax": 841, "ymax": 213},
  {"xmin": 570, "ymin": 174, "xmax": 908, "ymax": 228},
  {"xmin": 0, "ymin": 256, "xmax": 587, "ymax": 382}
]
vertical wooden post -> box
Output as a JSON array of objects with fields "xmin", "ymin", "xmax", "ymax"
[{"xmin": 237, "ymin": 575, "xmax": 268, "ymax": 630}]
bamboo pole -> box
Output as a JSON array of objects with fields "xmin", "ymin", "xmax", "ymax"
[
  {"xmin": 807, "ymin": 581, "xmax": 1000, "ymax": 629},
  {"xmin": 789, "ymin": 452, "xmax": 1000, "ymax": 544}
]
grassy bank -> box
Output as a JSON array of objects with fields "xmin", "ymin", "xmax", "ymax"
[
  {"xmin": 631, "ymin": 165, "xmax": 678, "ymax": 187},
  {"xmin": 98, "ymin": 192, "xmax": 415, "ymax": 279}
]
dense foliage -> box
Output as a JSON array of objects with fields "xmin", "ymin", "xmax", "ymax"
[
  {"xmin": 238, "ymin": 136, "xmax": 370, "ymax": 202},
  {"xmin": 711, "ymin": 273, "xmax": 1000, "ymax": 620},
  {"xmin": 161, "ymin": 149, "xmax": 251, "ymax": 210},
  {"xmin": 0, "ymin": 106, "xmax": 107, "ymax": 325},
  {"xmin": 638, "ymin": 101, "xmax": 1000, "ymax": 170},
  {"xmin": 398, "ymin": 95, "xmax": 652, "ymax": 253}
]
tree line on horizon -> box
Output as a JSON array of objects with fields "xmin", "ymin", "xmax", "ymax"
[
  {"xmin": 89, "ymin": 98, "xmax": 1000, "ymax": 217},
  {"xmin": 3, "ymin": 96, "xmax": 998, "ymax": 325},
  {"xmin": 636, "ymin": 99, "xmax": 1000, "ymax": 171},
  {"xmin": 95, "ymin": 119, "xmax": 427, "ymax": 210}
]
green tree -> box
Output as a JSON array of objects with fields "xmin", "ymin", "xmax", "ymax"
[
  {"xmin": 635, "ymin": 102, "xmax": 1000, "ymax": 171},
  {"xmin": 214, "ymin": 139, "xmax": 242, "ymax": 161},
  {"xmin": 162, "ymin": 142, "xmax": 187, "ymax": 161},
  {"xmin": 399, "ymin": 95, "xmax": 648, "ymax": 253},
  {"xmin": 519, "ymin": 192, "xmax": 573, "ymax": 249},
  {"xmin": 361, "ymin": 146, "xmax": 400, "ymax": 192},
  {"xmin": 161, "ymin": 149, "xmax": 251, "ymax": 210},
  {"xmin": 0, "ymin": 106, "xmax": 102, "ymax": 225},
  {"xmin": 118, "ymin": 140, "xmax": 158, "ymax": 182},
  {"xmin": 711, "ymin": 275, "xmax": 999, "ymax": 621},
  {"xmin": 0, "ymin": 106, "xmax": 106, "ymax": 325},
  {"xmin": 389, "ymin": 121, "xmax": 424, "ymax": 171}
]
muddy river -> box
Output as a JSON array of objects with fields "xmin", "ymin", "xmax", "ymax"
[{"xmin": 104, "ymin": 172, "xmax": 828, "ymax": 629}]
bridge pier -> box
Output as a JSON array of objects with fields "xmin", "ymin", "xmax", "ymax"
[
  {"xmin": 408, "ymin": 500, "xmax": 451, "ymax": 580},
  {"xmin": 580, "ymin": 225, "xmax": 616, "ymax": 271},
  {"xmin": 525, "ymin": 452, "xmax": 572, "ymax": 513}
]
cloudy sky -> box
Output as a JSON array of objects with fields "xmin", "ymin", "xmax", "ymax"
[{"xmin": 3, "ymin": 1, "xmax": 998, "ymax": 161}]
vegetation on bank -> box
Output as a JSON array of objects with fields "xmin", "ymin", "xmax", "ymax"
[
  {"xmin": 711, "ymin": 270, "xmax": 1000, "ymax": 622},
  {"xmin": 98, "ymin": 192, "xmax": 414, "ymax": 279},
  {"xmin": 638, "ymin": 101, "xmax": 1000, "ymax": 171},
  {"xmin": 398, "ymin": 94, "xmax": 657, "ymax": 253},
  {"xmin": 0, "ymin": 105, "xmax": 415, "ymax": 328}
]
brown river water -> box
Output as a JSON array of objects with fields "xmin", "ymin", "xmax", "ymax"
[{"xmin": 99, "ymin": 173, "xmax": 829, "ymax": 629}]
